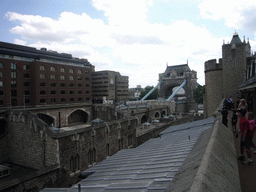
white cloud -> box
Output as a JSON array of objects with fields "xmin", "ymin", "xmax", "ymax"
[
  {"xmin": 13, "ymin": 39, "xmax": 27, "ymax": 45},
  {"xmin": 199, "ymin": 0, "xmax": 256, "ymax": 32},
  {"xmin": 92, "ymin": 0, "xmax": 149, "ymax": 27},
  {"xmin": 5, "ymin": 1, "xmax": 227, "ymax": 88}
]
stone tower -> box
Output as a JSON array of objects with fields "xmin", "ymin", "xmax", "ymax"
[
  {"xmin": 159, "ymin": 64, "xmax": 197, "ymax": 112},
  {"xmin": 204, "ymin": 59, "xmax": 223, "ymax": 117},
  {"xmin": 222, "ymin": 32, "xmax": 251, "ymax": 99},
  {"xmin": 204, "ymin": 32, "xmax": 251, "ymax": 117}
]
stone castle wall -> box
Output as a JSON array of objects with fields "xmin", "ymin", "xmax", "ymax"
[
  {"xmin": 1, "ymin": 105, "xmax": 137, "ymax": 190},
  {"xmin": 7, "ymin": 111, "xmax": 58, "ymax": 170}
]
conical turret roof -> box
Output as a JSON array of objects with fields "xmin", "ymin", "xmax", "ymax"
[{"xmin": 230, "ymin": 32, "xmax": 242, "ymax": 45}]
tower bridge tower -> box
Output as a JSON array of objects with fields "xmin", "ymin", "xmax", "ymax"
[{"xmin": 159, "ymin": 64, "xmax": 197, "ymax": 112}]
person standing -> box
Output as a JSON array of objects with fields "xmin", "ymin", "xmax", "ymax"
[
  {"xmin": 238, "ymin": 98, "xmax": 248, "ymax": 111},
  {"xmin": 231, "ymin": 109, "xmax": 238, "ymax": 132},
  {"xmin": 237, "ymin": 108, "xmax": 254, "ymax": 165},
  {"xmin": 246, "ymin": 112, "xmax": 256, "ymax": 154}
]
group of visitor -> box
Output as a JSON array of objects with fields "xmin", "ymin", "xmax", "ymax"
[{"xmin": 233, "ymin": 98, "xmax": 256, "ymax": 165}]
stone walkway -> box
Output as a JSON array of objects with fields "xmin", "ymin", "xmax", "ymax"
[
  {"xmin": 228, "ymin": 111, "xmax": 256, "ymax": 192},
  {"xmin": 234, "ymin": 131, "xmax": 256, "ymax": 192}
]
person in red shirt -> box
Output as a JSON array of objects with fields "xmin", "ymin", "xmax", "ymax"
[{"xmin": 237, "ymin": 108, "xmax": 254, "ymax": 165}]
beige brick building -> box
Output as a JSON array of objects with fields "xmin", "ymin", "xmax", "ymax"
[{"xmin": 92, "ymin": 70, "xmax": 129, "ymax": 103}]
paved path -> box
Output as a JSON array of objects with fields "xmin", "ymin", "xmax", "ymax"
[
  {"xmin": 234, "ymin": 131, "xmax": 256, "ymax": 192},
  {"xmin": 229, "ymin": 110, "xmax": 256, "ymax": 192}
]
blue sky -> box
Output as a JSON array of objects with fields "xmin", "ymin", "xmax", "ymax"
[{"xmin": 1, "ymin": 0, "xmax": 256, "ymax": 88}]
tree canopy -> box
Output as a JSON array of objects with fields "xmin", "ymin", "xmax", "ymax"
[
  {"xmin": 193, "ymin": 84, "xmax": 205, "ymax": 104},
  {"xmin": 139, "ymin": 86, "xmax": 158, "ymax": 100}
]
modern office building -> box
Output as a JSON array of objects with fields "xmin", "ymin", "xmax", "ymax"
[
  {"xmin": 92, "ymin": 70, "xmax": 129, "ymax": 103},
  {"xmin": 0, "ymin": 41, "xmax": 93, "ymax": 108}
]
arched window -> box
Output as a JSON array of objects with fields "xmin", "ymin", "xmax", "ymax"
[
  {"xmin": 118, "ymin": 138, "xmax": 123, "ymax": 150},
  {"xmin": 70, "ymin": 156, "xmax": 74, "ymax": 172},
  {"xmin": 69, "ymin": 69, "xmax": 74, "ymax": 73},
  {"xmin": 128, "ymin": 134, "xmax": 133, "ymax": 147},
  {"xmin": 50, "ymin": 67, "xmax": 56, "ymax": 72},
  {"xmin": 70, "ymin": 155, "xmax": 80, "ymax": 173},
  {"xmin": 60, "ymin": 68, "xmax": 65, "ymax": 72},
  {"xmin": 74, "ymin": 155, "xmax": 80, "ymax": 171},
  {"xmin": 40, "ymin": 65, "xmax": 45, "ymax": 70}
]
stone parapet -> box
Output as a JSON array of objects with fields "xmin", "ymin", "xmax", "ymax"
[
  {"xmin": 167, "ymin": 103, "xmax": 241, "ymax": 192},
  {"xmin": 204, "ymin": 58, "xmax": 222, "ymax": 72}
]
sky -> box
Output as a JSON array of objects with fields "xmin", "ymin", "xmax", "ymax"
[{"xmin": 1, "ymin": 0, "xmax": 256, "ymax": 88}]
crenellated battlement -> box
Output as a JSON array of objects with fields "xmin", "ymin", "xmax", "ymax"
[{"xmin": 204, "ymin": 58, "xmax": 223, "ymax": 72}]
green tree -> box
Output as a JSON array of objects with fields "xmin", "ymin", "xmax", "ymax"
[
  {"xmin": 139, "ymin": 86, "xmax": 158, "ymax": 100},
  {"xmin": 193, "ymin": 84, "xmax": 205, "ymax": 104}
]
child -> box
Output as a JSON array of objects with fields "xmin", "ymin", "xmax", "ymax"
[
  {"xmin": 232, "ymin": 109, "xmax": 238, "ymax": 132},
  {"xmin": 246, "ymin": 112, "xmax": 256, "ymax": 154}
]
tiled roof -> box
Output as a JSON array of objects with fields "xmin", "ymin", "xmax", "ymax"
[{"xmin": 42, "ymin": 117, "xmax": 214, "ymax": 192}]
